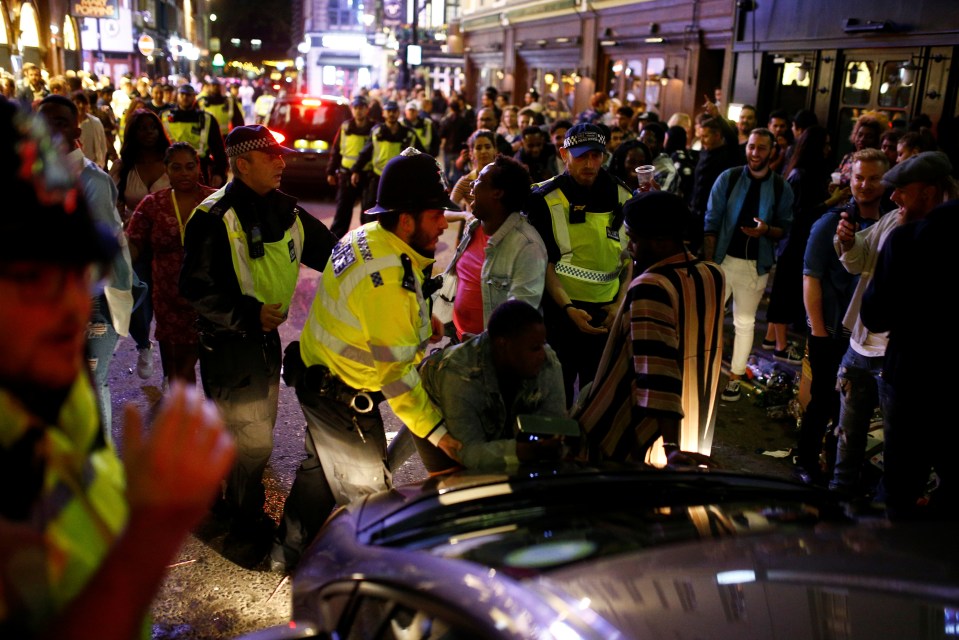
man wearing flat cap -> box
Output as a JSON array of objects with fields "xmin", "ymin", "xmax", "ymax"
[
  {"xmin": 160, "ymin": 82, "xmax": 228, "ymax": 187},
  {"xmin": 830, "ymin": 150, "xmax": 958, "ymax": 512},
  {"xmin": 573, "ymin": 191, "xmax": 725, "ymax": 467},
  {"xmin": 352, "ymin": 100, "xmax": 422, "ymax": 228},
  {"xmin": 271, "ymin": 148, "xmax": 461, "ymax": 574},
  {"xmin": 179, "ymin": 124, "xmax": 337, "ymax": 568},
  {"xmin": 524, "ymin": 122, "xmax": 633, "ymax": 406},
  {"xmin": 327, "ymin": 95, "xmax": 375, "ymax": 238}
]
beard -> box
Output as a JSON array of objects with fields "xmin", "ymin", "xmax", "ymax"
[{"xmin": 409, "ymin": 225, "xmax": 436, "ymax": 258}]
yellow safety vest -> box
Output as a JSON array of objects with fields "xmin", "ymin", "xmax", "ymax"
[
  {"xmin": 541, "ymin": 179, "xmax": 632, "ymax": 303},
  {"xmin": 203, "ymin": 98, "xmax": 234, "ymax": 136},
  {"xmin": 339, "ymin": 122, "xmax": 370, "ymax": 171},
  {"xmin": 300, "ymin": 223, "xmax": 445, "ymax": 442},
  {"xmin": 371, "ymin": 126, "xmax": 408, "ymax": 176},
  {"xmin": 196, "ymin": 188, "xmax": 305, "ymax": 314},
  {"xmin": 404, "ymin": 117, "xmax": 433, "ymax": 153},
  {"xmin": 162, "ymin": 109, "xmax": 212, "ymax": 157},
  {"xmin": 0, "ymin": 376, "xmax": 133, "ymax": 635}
]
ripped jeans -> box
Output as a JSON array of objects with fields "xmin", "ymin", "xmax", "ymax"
[
  {"xmin": 829, "ymin": 346, "xmax": 888, "ymax": 495},
  {"xmin": 87, "ymin": 294, "xmax": 119, "ymax": 443}
]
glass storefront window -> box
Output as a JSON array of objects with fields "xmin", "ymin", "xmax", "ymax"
[
  {"xmin": 842, "ymin": 60, "xmax": 873, "ymax": 106},
  {"xmin": 781, "ymin": 61, "xmax": 811, "ymax": 87}
]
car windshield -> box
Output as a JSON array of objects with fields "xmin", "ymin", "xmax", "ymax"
[
  {"xmin": 367, "ymin": 472, "xmax": 841, "ymax": 579},
  {"xmin": 268, "ymin": 100, "xmax": 344, "ymax": 140}
]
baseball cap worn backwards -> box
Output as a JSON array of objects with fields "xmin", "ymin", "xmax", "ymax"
[
  {"xmin": 882, "ymin": 150, "xmax": 953, "ymax": 188},
  {"xmin": 365, "ymin": 148, "xmax": 460, "ymax": 215},
  {"xmin": 563, "ymin": 123, "xmax": 607, "ymax": 158},
  {"xmin": 225, "ymin": 124, "xmax": 293, "ymax": 158}
]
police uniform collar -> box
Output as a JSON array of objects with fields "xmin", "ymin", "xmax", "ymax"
[{"xmin": 376, "ymin": 222, "xmax": 436, "ymax": 271}]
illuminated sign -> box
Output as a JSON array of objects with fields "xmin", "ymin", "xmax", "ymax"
[{"xmin": 71, "ymin": 0, "xmax": 118, "ymax": 19}]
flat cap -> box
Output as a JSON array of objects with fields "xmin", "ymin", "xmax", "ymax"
[{"xmin": 882, "ymin": 150, "xmax": 953, "ymax": 188}]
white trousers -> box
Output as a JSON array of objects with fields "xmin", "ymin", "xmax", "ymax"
[{"xmin": 720, "ymin": 256, "xmax": 768, "ymax": 376}]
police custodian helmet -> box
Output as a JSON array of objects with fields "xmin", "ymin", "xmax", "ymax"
[{"xmin": 365, "ymin": 148, "xmax": 461, "ymax": 215}]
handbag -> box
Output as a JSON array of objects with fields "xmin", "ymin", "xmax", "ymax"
[{"xmin": 432, "ymin": 271, "xmax": 458, "ymax": 324}]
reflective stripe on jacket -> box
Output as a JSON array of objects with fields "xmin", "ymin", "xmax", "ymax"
[
  {"xmin": 339, "ymin": 122, "xmax": 369, "ymax": 170},
  {"xmin": 162, "ymin": 110, "xmax": 212, "ymax": 156},
  {"xmin": 196, "ymin": 188, "xmax": 305, "ymax": 314},
  {"xmin": 542, "ymin": 181, "xmax": 632, "ymax": 302},
  {"xmin": 299, "ymin": 223, "xmax": 445, "ymax": 442},
  {"xmin": 0, "ymin": 376, "xmax": 129, "ymax": 633}
]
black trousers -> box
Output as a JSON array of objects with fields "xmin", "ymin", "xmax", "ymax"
[
  {"xmin": 331, "ymin": 171, "xmax": 364, "ymax": 239},
  {"xmin": 543, "ymin": 297, "xmax": 612, "ymax": 408}
]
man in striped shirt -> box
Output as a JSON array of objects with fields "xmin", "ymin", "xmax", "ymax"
[{"xmin": 573, "ymin": 191, "xmax": 725, "ymax": 467}]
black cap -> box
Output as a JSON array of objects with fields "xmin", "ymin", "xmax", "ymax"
[
  {"xmin": 365, "ymin": 148, "xmax": 460, "ymax": 215},
  {"xmin": 177, "ymin": 83, "xmax": 197, "ymax": 94},
  {"xmin": 0, "ymin": 101, "xmax": 117, "ymax": 266},
  {"xmin": 623, "ymin": 191, "xmax": 689, "ymax": 241},
  {"xmin": 225, "ymin": 124, "xmax": 293, "ymax": 157},
  {"xmin": 383, "ymin": 100, "xmax": 399, "ymax": 111},
  {"xmin": 351, "ymin": 95, "xmax": 369, "ymax": 107}
]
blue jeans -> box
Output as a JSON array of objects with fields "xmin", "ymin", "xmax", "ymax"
[
  {"xmin": 829, "ymin": 346, "xmax": 888, "ymax": 495},
  {"xmin": 87, "ymin": 294, "xmax": 119, "ymax": 443}
]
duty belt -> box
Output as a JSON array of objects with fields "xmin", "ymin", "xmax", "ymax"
[
  {"xmin": 554, "ymin": 262, "xmax": 621, "ymax": 283},
  {"xmin": 304, "ymin": 364, "xmax": 384, "ymax": 414}
]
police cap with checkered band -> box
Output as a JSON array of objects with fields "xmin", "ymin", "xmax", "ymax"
[
  {"xmin": 365, "ymin": 148, "xmax": 461, "ymax": 215},
  {"xmin": 225, "ymin": 124, "xmax": 293, "ymax": 158}
]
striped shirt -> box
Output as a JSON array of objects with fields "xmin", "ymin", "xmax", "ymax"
[{"xmin": 574, "ymin": 252, "xmax": 725, "ymax": 464}]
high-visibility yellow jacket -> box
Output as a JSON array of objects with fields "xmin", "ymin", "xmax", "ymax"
[
  {"xmin": 538, "ymin": 177, "xmax": 632, "ymax": 302},
  {"xmin": 162, "ymin": 108, "xmax": 214, "ymax": 157},
  {"xmin": 299, "ymin": 222, "xmax": 446, "ymax": 443},
  {"xmin": 0, "ymin": 376, "xmax": 132, "ymax": 635},
  {"xmin": 195, "ymin": 187, "xmax": 305, "ymax": 316}
]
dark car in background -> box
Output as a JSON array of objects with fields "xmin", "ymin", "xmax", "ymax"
[
  {"xmin": 239, "ymin": 465, "xmax": 959, "ymax": 639},
  {"xmin": 266, "ymin": 95, "xmax": 351, "ymax": 194}
]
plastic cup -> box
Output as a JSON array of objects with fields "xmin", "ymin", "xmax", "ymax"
[
  {"xmin": 635, "ymin": 165, "xmax": 656, "ymax": 192},
  {"xmin": 830, "ymin": 171, "xmax": 842, "ymax": 185}
]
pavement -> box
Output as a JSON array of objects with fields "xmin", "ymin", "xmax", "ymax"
[{"xmin": 101, "ymin": 194, "xmax": 807, "ymax": 638}]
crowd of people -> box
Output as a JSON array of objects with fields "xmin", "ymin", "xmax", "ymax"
[{"xmin": 2, "ymin": 62, "xmax": 957, "ymax": 637}]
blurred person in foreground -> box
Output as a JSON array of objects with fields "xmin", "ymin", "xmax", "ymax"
[
  {"xmin": 572, "ymin": 191, "xmax": 725, "ymax": 467},
  {"xmin": 0, "ymin": 100, "xmax": 234, "ymax": 640}
]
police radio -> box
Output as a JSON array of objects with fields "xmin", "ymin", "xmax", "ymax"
[{"xmin": 249, "ymin": 225, "xmax": 265, "ymax": 259}]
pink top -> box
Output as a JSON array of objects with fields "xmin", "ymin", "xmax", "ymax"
[{"xmin": 452, "ymin": 225, "xmax": 488, "ymax": 340}]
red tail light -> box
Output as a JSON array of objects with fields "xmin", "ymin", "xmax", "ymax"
[{"xmin": 269, "ymin": 129, "xmax": 286, "ymax": 144}]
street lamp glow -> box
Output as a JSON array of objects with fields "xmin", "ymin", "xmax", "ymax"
[{"xmin": 210, "ymin": 13, "xmax": 217, "ymax": 21}]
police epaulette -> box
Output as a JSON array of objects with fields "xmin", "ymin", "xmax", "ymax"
[
  {"xmin": 609, "ymin": 173, "xmax": 631, "ymax": 193},
  {"xmin": 530, "ymin": 175, "xmax": 560, "ymax": 196}
]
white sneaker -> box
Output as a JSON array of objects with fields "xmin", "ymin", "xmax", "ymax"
[
  {"xmin": 136, "ymin": 344, "xmax": 154, "ymax": 379},
  {"xmin": 721, "ymin": 379, "xmax": 742, "ymax": 402}
]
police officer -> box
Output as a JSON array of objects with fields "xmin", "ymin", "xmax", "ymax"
[
  {"xmin": 524, "ymin": 123, "xmax": 633, "ymax": 406},
  {"xmin": 199, "ymin": 78, "xmax": 244, "ymax": 137},
  {"xmin": 179, "ymin": 125, "xmax": 336, "ymax": 568},
  {"xmin": 327, "ymin": 95, "xmax": 375, "ymax": 238},
  {"xmin": 401, "ymin": 99, "xmax": 439, "ymax": 157},
  {"xmin": 352, "ymin": 100, "xmax": 421, "ymax": 227},
  {"xmin": 161, "ymin": 83, "xmax": 229, "ymax": 187},
  {"xmin": 0, "ymin": 101, "xmax": 234, "ymax": 637},
  {"xmin": 271, "ymin": 148, "xmax": 462, "ymax": 573}
]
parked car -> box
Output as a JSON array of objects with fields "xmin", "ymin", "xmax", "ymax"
[
  {"xmin": 266, "ymin": 95, "xmax": 351, "ymax": 191},
  {"xmin": 241, "ymin": 464, "xmax": 959, "ymax": 639}
]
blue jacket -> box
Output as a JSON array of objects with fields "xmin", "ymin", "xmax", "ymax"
[{"xmin": 704, "ymin": 166, "xmax": 794, "ymax": 275}]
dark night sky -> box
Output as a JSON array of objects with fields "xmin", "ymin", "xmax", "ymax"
[{"xmin": 211, "ymin": 0, "xmax": 293, "ymax": 60}]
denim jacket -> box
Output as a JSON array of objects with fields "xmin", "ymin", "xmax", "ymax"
[
  {"xmin": 704, "ymin": 166, "xmax": 794, "ymax": 275},
  {"xmin": 444, "ymin": 212, "xmax": 548, "ymax": 327},
  {"xmin": 419, "ymin": 332, "xmax": 566, "ymax": 470}
]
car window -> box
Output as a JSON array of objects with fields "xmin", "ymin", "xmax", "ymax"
[{"xmin": 268, "ymin": 100, "xmax": 348, "ymax": 140}]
